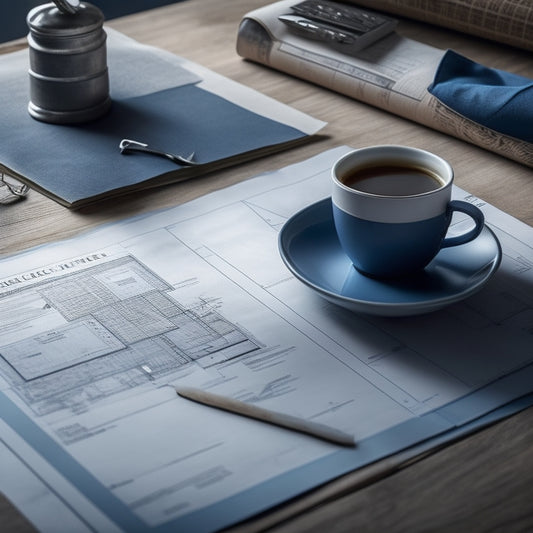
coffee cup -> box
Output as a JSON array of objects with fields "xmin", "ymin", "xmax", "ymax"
[{"xmin": 331, "ymin": 145, "xmax": 485, "ymax": 278}]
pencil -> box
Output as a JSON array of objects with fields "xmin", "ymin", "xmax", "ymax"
[{"xmin": 175, "ymin": 386, "xmax": 355, "ymax": 447}]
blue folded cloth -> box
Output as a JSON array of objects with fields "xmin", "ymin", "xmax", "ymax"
[{"xmin": 428, "ymin": 50, "xmax": 533, "ymax": 142}]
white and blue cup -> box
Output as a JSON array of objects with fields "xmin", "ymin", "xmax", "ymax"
[{"xmin": 331, "ymin": 145, "xmax": 485, "ymax": 278}]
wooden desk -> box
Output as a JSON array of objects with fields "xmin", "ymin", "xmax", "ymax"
[{"xmin": 2, "ymin": 1, "xmax": 533, "ymax": 531}]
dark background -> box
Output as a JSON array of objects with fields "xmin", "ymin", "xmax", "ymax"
[{"xmin": 0, "ymin": 1, "xmax": 182, "ymax": 42}]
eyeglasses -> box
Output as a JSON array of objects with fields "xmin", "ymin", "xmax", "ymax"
[{"xmin": 0, "ymin": 171, "xmax": 29, "ymax": 204}]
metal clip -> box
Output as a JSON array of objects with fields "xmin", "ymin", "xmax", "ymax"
[
  {"xmin": 1, "ymin": 172, "xmax": 29, "ymax": 204},
  {"xmin": 119, "ymin": 139, "xmax": 198, "ymax": 167}
]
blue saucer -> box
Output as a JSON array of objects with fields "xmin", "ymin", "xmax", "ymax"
[{"xmin": 278, "ymin": 198, "xmax": 502, "ymax": 316}]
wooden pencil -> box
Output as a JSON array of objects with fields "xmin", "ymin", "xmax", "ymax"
[{"xmin": 175, "ymin": 386, "xmax": 356, "ymax": 447}]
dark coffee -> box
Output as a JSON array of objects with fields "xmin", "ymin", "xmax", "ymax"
[{"xmin": 341, "ymin": 164, "xmax": 444, "ymax": 196}]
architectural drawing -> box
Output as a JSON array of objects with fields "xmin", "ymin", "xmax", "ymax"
[{"xmin": 0, "ymin": 255, "xmax": 259, "ymax": 428}]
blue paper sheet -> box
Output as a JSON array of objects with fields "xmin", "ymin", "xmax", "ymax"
[
  {"xmin": 0, "ymin": 30, "xmax": 315, "ymax": 207},
  {"xmin": 1, "ymin": 85, "xmax": 305, "ymax": 205}
]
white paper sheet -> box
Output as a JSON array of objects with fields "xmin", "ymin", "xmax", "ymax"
[{"xmin": 1, "ymin": 147, "xmax": 533, "ymax": 532}]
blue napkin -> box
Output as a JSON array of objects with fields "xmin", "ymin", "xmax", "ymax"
[{"xmin": 428, "ymin": 50, "xmax": 533, "ymax": 142}]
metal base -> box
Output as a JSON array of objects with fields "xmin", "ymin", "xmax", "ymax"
[{"xmin": 28, "ymin": 96, "xmax": 112, "ymax": 125}]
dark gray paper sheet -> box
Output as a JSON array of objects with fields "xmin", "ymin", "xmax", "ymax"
[{"xmin": 1, "ymin": 84, "xmax": 305, "ymax": 205}]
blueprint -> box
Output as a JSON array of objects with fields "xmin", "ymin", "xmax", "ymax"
[
  {"xmin": 1, "ymin": 255, "xmax": 259, "ymax": 425},
  {"xmin": 1, "ymin": 147, "xmax": 533, "ymax": 532}
]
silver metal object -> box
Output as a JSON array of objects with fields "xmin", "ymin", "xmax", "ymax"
[
  {"xmin": 53, "ymin": 0, "xmax": 81, "ymax": 15},
  {"xmin": 119, "ymin": 139, "xmax": 198, "ymax": 166},
  {"xmin": 27, "ymin": 2, "xmax": 111, "ymax": 124},
  {"xmin": 0, "ymin": 172, "xmax": 29, "ymax": 204}
]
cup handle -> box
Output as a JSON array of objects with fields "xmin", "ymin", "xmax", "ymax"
[{"xmin": 441, "ymin": 200, "xmax": 485, "ymax": 248}]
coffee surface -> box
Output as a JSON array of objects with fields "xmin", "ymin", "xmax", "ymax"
[{"xmin": 341, "ymin": 165, "xmax": 444, "ymax": 196}]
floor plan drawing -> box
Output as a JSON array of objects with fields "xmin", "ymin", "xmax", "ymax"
[{"xmin": 0, "ymin": 255, "xmax": 260, "ymax": 428}]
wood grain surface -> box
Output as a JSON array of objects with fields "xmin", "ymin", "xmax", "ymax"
[{"xmin": 1, "ymin": 1, "xmax": 533, "ymax": 532}]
